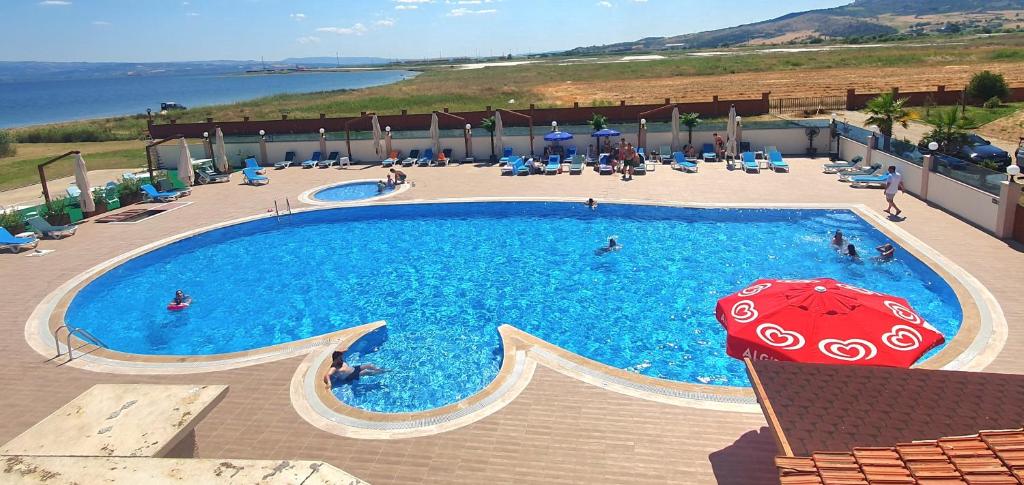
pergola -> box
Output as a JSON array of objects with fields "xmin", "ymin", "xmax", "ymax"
[{"xmin": 37, "ymin": 151, "xmax": 81, "ymax": 205}]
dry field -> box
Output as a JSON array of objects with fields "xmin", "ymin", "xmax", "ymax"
[{"xmin": 535, "ymin": 63, "xmax": 1024, "ymax": 105}]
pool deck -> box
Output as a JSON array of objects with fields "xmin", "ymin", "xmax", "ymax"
[{"xmin": 1, "ymin": 159, "xmax": 1022, "ymax": 484}]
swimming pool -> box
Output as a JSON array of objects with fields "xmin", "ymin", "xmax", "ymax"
[
  {"xmin": 64, "ymin": 202, "xmax": 962, "ymax": 413},
  {"xmin": 311, "ymin": 181, "xmax": 394, "ymax": 202}
]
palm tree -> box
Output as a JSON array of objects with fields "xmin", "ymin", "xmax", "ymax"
[
  {"xmin": 864, "ymin": 92, "xmax": 911, "ymax": 151},
  {"xmin": 481, "ymin": 116, "xmax": 496, "ymax": 161},
  {"xmin": 921, "ymin": 108, "xmax": 972, "ymax": 154},
  {"xmin": 588, "ymin": 113, "xmax": 608, "ymax": 132},
  {"xmin": 679, "ymin": 112, "xmax": 701, "ymax": 144}
]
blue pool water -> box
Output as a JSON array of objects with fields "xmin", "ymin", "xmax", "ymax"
[
  {"xmin": 65, "ymin": 203, "xmax": 962, "ymax": 413},
  {"xmin": 313, "ymin": 182, "xmax": 393, "ymax": 202}
]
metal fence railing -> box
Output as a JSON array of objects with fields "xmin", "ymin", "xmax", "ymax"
[{"xmin": 769, "ymin": 96, "xmax": 846, "ymax": 115}]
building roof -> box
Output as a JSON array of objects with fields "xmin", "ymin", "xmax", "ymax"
[
  {"xmin": 745, "ymin": 359, "xmax": 1024, "ymax": 457},
  {"xmin": 775, "ymin": 428, "xmax": 1024, "ymax": 484}
]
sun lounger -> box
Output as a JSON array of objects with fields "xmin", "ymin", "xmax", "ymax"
[
  {"xmin": 436, "ymin": 148, "xmax": 453, "ymax": 166},
  {"xmin": 402, "ymin": 149, "xmax": 420, "ymax": 167},
  {"xmin": 633, "ymin": 158, "xmax": 647, "ymax": 175},
  {"xmin": 196, "ymin": 166, "xmax": 229, "ymax": 184},
  {"xmin": 102, "ymin": 183, "xmax": 121, "ymax": 210},
  {"xmin": 702, "ymin": 144, "xmax": 717, "ymax": 163},
  {"xmin": 243, "ymin": 167, "xmax": 269, "ymax": 185},
  {"xmin": 768, "ymin": 150, "xmax": 790, "ymax": 172},
  {"xmin": 502, "ymin": 156, "xmax": 528, "ymax": 175},
  {"xmin": 122, "ymin": 172, "xmax": 138, "ymax": 181},
  {"xmin": 499, "ymin": 147, "xmax": 514, "ymax": 165},
  {"xmin": 140, "ymin": 184, "xmax": 180, "ymax": 202},
  {"xmin": 598, "ymin": 155, "xmax": 614, "ymax": 175},
  {"xmin": 545, "ymin": 155, "xmax": 561, "ymax": 174},
  {"xmin": 850, "ymin": 173, "xmax": 891, "ymax": 188},
  {"xmin": 823, "ymin": 156, "xmax": 863, "ymax": 174},
  {"xmin": 317, "ymin": 152, "xmax": 341, "ymax": 168},
  {"xmin": 671, "ymin": 152, "xmax": 698, "ymax": 172},
  {"xmin": 66, "ymin": 185, "xmax": 81, "ymax": 199},
  {"xmin": 243, "ymin": 157, "xmax": 267, "ymax": 175},
  {"xmin": 658, "ymin": 145, "xmax": 673, "ymax": 163},
  {"xmin": 301, "ymin": 152, "xmax": 322, "ymax": 169},
  {"xmin": 25, "ymin": 215, "xmax": 76, "ymax": 239},
  {"xmin": 337, "ymin": 156, "xmax": 351, "ymax": 168},
  {"xmin": 0, "ymin": 227, "xmax": 39, "ymax": 253},
  {"xmin": 274, "ymin": 152, "xmax": 297, "ymax": 169},
  {"xmin": 839, "ymin": 163, "xmax": 882, "ymax": 182},
  {"xmin": 568, "ymin": 155, "xmax": 584, "ymax": 174},
  {"xmin": 741, "ymin": 152, "xmax": 760, "ymax": 173},
  {"xmin": 417, "ymin": 148, "xmax": 434, "ymax": 167},
  {"xmin": 382, "ymin": 151, "xmax": 401, "ymax": 168}
]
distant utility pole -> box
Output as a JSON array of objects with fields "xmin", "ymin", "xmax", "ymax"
[{"xmin": 336, "ymin": 52, "xmax": 340, "ymax": 67}]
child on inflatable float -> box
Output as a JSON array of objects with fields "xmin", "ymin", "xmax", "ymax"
[{"xmin": 167, "ymin": 290, "xmax": 192, "ymax": 311}]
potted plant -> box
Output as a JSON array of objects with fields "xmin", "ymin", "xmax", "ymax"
[
  {"xmin": 0, "ymin": 207, "xmax": 26, "ymax": 235},
  {"xmin": 679, "ymin": 113, "xmax": 701, "ymax": 145},
  {"xmin": 88, "ymin": 189, "xmax": 107, "ymax": 216},
  {"xmin": 117, "ymin": 176, "xmax": 143, "ymax": 206},
  {"xmin": 44, "ymin": 197, "xmax": 70, "ymax": 226},
  {"xmin": 480, "ymin": 116, "xmax": 497, "ymax": 162}
]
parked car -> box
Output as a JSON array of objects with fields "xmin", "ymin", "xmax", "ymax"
[
  {"xmin": 932, "ymin": 153, "xmax": 969, "ymax": 171},
  {"xmin": 1016, "ymin": 137, "xmax": 1024, "ymax": 168},
  {"xmin": 958, "ymin": 134, "xmax": 1012, "ymax": 170}
]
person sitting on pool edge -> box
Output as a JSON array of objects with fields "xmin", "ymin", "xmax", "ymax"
[
  {"xmin": 322, "ymin": 347, "xmax": 383, "ymax": 390},
  {"xmin": 389, "ymin": 168, "xmax": 407, "ymax": 184},
  {"xmin": 875, "ymin": 242, "xmax": 895, "ymax": 262},
  {"xmin": 170, "ymin": 290, "xmax": 192, "ymax": 307},
  {"xmin": 585, "ymin": 198, "xmax": 598, "ymax": 210}
]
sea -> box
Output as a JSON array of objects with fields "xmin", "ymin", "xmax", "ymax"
[{"xmin": 0, "ymin": 70, "xmax": 416, "ymax": 129}]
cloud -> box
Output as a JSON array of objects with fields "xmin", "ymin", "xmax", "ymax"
[
  {"xmin": 395, "ymin": 5, "xmax": 417, "ymax": 9},
  {"xmin": 316, "ymin": 23, "xmax": 368, "ymax": 35},
  {"xmin": 39, "ymin": 0, "xmax": 71, "ymax": 5},
  {"xmin": 447, "ymin": 7, "xmax": 496, "ymax": 16},
  {"xmin": 290, "ymin": 13, "xmax": 306, "ymax": 21},
  {"xmin": 375, "ymin": 19, "xmax": 396, "ymax": 27},
  {"xmin": 186, "ymin": 12, "xmax": 199, "ymax": 16},
  {"xmin": 296, "ymin": 36, "xmax": 321, "ymax": 44},
  {"xmin": 92, "ymin": 20, "xmax": 111, "ymax": 26},
  {"xmin": 597, "ymin": 1, "xmax": 612, "ymax": 6}
]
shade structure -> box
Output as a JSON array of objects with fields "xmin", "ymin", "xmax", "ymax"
[
  {"xmin": 73, "ymin": 153, "xmax": 95, "ymax": 212},
  {"xmin": 429, "ymin": 113, "xmax": 441, "ymax": 159},
  {"xmin": 177, "ymin": 138, "xmax": 194, "ymax": 187},
  {"xmin": 371, "ymin": 115, "xmax": 384, "ymax": 159},
  {"xmin": 543, "ymin": 131, "xmax": 573, "ymax": 142},
  {"xmin": 726, "ymin": 105, "xmax": 738, "ymax": 158},
  {"xmin": 715, "ymin": 278, "xmax": 945, "ymax": 367},
  {"xmin": 591, "ymin": 128, "xmax": 621, "ymax": 138},
  {"xmin": 214, "ymin": 128, "xmax": 229, "ymax": 173},
  {"xmin": 494, "ymin": 111, "xmax": 504, "ymax": 158},
  {"xmin": 671, "ymin": 107, "xmax": 681, "ymax": 152}
]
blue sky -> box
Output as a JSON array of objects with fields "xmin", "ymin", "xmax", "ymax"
[{"xmin": 3, "ymin": 0, "xmax": 850, "ymax": 62}]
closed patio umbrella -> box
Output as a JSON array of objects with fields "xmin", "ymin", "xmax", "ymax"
[
  {"xmin": 214, "ymin": 128, "xmax": 229, "ymax": 173},
  {"xmin": 671, "ymin": 107, "xmax": 681, "ymax": 152},
  {"xmin": 494, "ymin": 111, "xmax": 504, "ymax": 158},
  {"xmin": 177, "ymin": 137, "xmax": 194, "ymax": 186},
  {"xmin": 726, "ymin": 105, "xmax": 738, "ymax": 159},
  {"xmin": 372, "ymin": 115, "xmax": 384, "ymax": 159},
  {"xmin": 430, "ymin": 113, "xmax": 441, "ymax": 160},
  {"xmin": 73, "ymin": 153, "xmax": 95, "ymax": 212}
]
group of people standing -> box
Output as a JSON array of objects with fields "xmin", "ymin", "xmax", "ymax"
[{"xmin": 599, "ymin": 138, "xmax": 640, "ymax": 181}]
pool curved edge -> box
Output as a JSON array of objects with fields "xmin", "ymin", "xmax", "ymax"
[
  {"xmin": 24, "ymin": 199, "xmax": 1004, "ymax": 383},
  {"xmin": 297, "ymin": 178, "xmax": 410, "ymax": 206}
]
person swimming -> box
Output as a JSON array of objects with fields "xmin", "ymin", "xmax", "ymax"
[
  {"xmin": 595, "ymin": 237, "xmax": 621, "ymax": 255},
  {"xmin": 170, "ymin": 290, "xmax": 192, "ymax": 306},
  {"xmin": 585, "ymin": 198, "xmax": 598, "ymax": 209},
  {"xmin": 322, "ymin": 347, "xmax": 383, "ymax": 390},
  {"xmin": 846, "ymin": 244, "xmax": 860, "ymax": 261},
  {"xmin": 831, "ymin": 230, "xmax": 844, "ymax": 249},
  {"xmin": 377, "ymin": 180, "xmax": 386, "ymax": 194},
  {"xmin": 875, "ymin": 243, "xmax": 895, "ymax": 262}
]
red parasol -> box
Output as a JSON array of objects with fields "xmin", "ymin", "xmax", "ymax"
[{"xmin": 715, "ymin": 278, "xmax": 945, "ymax": 367}]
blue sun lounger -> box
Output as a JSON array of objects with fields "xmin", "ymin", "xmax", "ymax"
[
  {"xmin": 569, "ymin": 155, "xmax": 584, "ymax": 174},
  {"xmin": 382, "ymin": 150, "xmax": 401, "ymax": 168},
  {"xmin": 499, "ymin": 147, "xmax": 514, "ymax": 165},
  {"xmin": 301, "ymin": 152, "xmax": 322, "ymax": 169},
  {"xmin": 672, "ymin": 152, "xmax": 698, "ymax": 173},
  {"xmin": 417, "ymin": 148, "xmax": 434, "ymax": 167},
  {"xmin": 741, "ymin": 152, "xmax": 760, "ymax": 173},
  {"xmin": 26, "ymin": 215, "xmax": 76, "ymax": 239},
  {"xmin": 274, "ymin": 152, "xmax": 296, "ymax": 169},
  {"xmin": 850, "ymin": 172, "xmax": 890, "ymax": 188},
  {"xmin": 545, "ymin": 155, "xmax": 561, "ymax": 174},
  {"xmin": 243, "ymin": 167, "xmax": 270, "ymax": 185},
  {"xmin": 598, "ymin": 155, "xmax": 614, "ymax": 175},
  {"xmin": 822, "ymin": 155, "xmax": 862, "ymax": 174},
  {"xmin": 402, "ymin": 149, "xmax": 420, "ymax": 167},
  {"xmin": 500, "ymin": 156, "xmax": 524, "ymax": 175},
  {"xmin": 768, "ymin": 150, "xmax": 790, "ymax": 172},
  {"xmin": 317, "ymin": 152, "xmax": 341, "ymax": 168},
  {"xmin": 141, "ymin": 183, "xmax": 181, "ymax": 202},
  {"xmin": 702, "ymin": 143, "xmax": 717, "ymax": 163},
  {"xmin": 839, "ymin": 163, "xmax": 882, "ymax": 182},
  {"xmin": 0, "ymin": 227, "xmax": 39, "ymax": 253},
  {"xmin": 243, "ymin": 157, "xmax": 267, "ymax": 175}
]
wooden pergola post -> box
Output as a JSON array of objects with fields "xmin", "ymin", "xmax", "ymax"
[
  {"xmin": 37, "ymin": 151, "xmax": 80, "ymax": 205},
  {"xmin": 344, "ymin": 113, "xmax": 375, "ymax": 161},
  {"xmin": 145, "ymin": 136, "xmax": 184, "ymax": 182},
  {"xmin": 496, "ymin": 109, "xmax": 534, "ymax": 156},
  {"xmin": 434, "ymin": 111, "xmax": 469, "ymax": 159}
]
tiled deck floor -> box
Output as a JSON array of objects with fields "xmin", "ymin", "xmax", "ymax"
[{"xmin": 1, "ymin": 160, "xmax": 1021, "ymax": 484}]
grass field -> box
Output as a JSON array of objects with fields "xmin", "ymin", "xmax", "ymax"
[
  {"xmin": 909, "ymin": 103, "xmax": 1024, "ymax": 129},
  {"xmin": 0, "ymin": 143, "xmax": 146, "ymax": 192}
]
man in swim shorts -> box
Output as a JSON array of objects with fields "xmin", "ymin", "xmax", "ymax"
[
  {"xmin": 390, "ymin": 168, "xmax": 408, "ymax": 184},
  {"xmin": 323, "ymin": 347, "xmax": 383, "ymax": 389}
]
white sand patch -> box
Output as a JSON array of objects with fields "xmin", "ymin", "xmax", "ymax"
[{"xmin": 456, "ymin": 60, "xmax": 539, "ymax": 70}]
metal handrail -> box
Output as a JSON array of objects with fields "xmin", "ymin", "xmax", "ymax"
[
  {"xmin": 53, "ymin": 325, "xmax": 69, "ymax": 357},
  {"xmin": 64, "ymin": 328, "xmax": 108, "ymax": 362}
]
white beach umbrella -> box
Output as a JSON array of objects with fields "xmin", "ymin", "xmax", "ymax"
[
  {"xmin": 671, "ymin": 107, "xmax": 681, "ymax": 152},
  {"xmin": 177, "ymin": 137, "xmax": 194, "ymax": 187},
  {"xmin": 726, "ymin": 105, "xmax": 738, "ymax": 158},
  {"xmin": 214, "ymin": 128, "xmax": 229, "ymax": 173},
  {"xmin": 430, "ymin": 112, "xmax": 441, "ymax": 160},
  {"xmin": 494, "ymin": 111, "xmax": 504, "ymax": 159},
  {"xmin": 73, "ymin": 153, "xmax": 95, "ymax": 212},
  {"xmin": 371, "ymin": 115, "xmax": 384, "ymax": 159}
]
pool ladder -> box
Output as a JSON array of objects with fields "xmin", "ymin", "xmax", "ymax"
[
  {"xmin": 273, "ymin": 197, "xmax": 293, "ymax": 223},
  {"xmin": 53, "ymin": 325, "xmax": 108, "ymax": 363}
]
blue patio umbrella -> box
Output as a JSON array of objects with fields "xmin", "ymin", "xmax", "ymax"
[
  {"xmin": 543, "ymin": 131, "xmax": 574, "ymax": 142},
  {"xmin": 591, "ymin": 128, "xmax": 621, "ymax": 138}
]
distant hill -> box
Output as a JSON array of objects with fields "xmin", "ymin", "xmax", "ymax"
[
  {"xmin": 567, "ymin": 0, "xmax": 1024, "ymax": 53},
  {"xmin": 280, "ymin": 57, "xmax": 390, "ymax": 66}
]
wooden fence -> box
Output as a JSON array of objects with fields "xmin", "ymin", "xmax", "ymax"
[{"xmin": 769, "ymin": 96, "xmax": 847, "ymax": 115}]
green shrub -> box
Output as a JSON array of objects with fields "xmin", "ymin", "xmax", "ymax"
[
  {"xmin": 967, "ymin": 71, "xmax": 1010, "ymax": 103},
  {"xmin": 0, "ymin": 208, "xmax": 25, "ymax": 232},
  {"xmin": 0, "ymin": 130, "xmax": 15, "ymax": 158},
  {"xmin": 983, "ymin": 96, "xmax": 1002, "ymax": 109},
  {"xmin": 15, "ymin": 125, "xmax": 118, "ymax": 143},
  {"xmin": 43, "ymin": 197, "xmax": 68, "ymax": 221}
]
